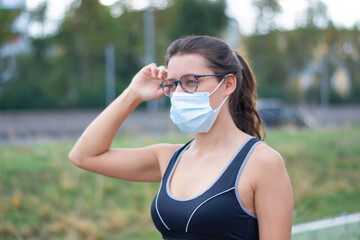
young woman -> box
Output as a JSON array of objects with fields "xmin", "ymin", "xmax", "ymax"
[{"xmin": 69, "ymin": 35, "xmax": 293, "ymax": 240}]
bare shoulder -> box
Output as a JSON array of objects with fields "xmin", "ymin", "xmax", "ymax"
[
  {"xmin": 249, "ymin": 142, "xmax": 289, "ymax": 188},
  {"xmin": 250, "ymin": 142, "xmax": 293, "ymax": 239},
  {"xmin": 148, "ymin": 143, "xmax": 183, "ymax": 176},
  {"xmin": 251, "ymin": 142, "xmax": 285, "ymax": 168}
]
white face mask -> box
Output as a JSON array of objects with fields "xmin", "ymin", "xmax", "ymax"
[{"xmin": 170, "ymin": 78, "xmax": 228, "ymax": 133}]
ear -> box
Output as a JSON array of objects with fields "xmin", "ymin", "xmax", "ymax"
[{"xmin": 223, "ymin": 74, "xmax": 237, "ymax": 96}]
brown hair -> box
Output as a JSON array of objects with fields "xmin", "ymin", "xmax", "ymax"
[{"xmin": 166, "ymin": 35, "xmax": 265, "ymax": 140}]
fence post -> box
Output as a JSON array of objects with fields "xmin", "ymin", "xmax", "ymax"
[{"xmin": 105, "ymin": 44, "xmax": 115, "ymax": 106}]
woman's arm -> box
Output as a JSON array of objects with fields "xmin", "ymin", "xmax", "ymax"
[
  {"xmin": 253, "ymin": 145, "xmax": 293, "ymax": 240},
  {"xmin": 68, "ymin": 63, "xmax": 178, "ymax": 182}
]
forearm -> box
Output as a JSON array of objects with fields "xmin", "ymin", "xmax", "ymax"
[{"xmin": 70, "ymin": 87, "xmax": 142, "ymax": 159}]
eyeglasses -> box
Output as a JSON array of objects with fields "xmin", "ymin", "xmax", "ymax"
[{"xmin": 160, "ymin": 74, "xmax": 227, "ymax": 97}]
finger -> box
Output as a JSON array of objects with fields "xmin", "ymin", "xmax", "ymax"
[
  {"xmin": 156, "ymin": 87, "xmax": 165, "ymax": 97},
  {"xmin": 148, "ymin": 63, "xmax": 157, "ymax": 78},
  {"xmin": 157, "ymin": 66, "xmax": 167, "ymax": 79}
]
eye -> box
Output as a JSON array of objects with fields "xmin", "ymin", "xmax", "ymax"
[
  {"xmin": 186, "ymin": 79, "xmax": 197, "ymax": 86},
  {"xmin": 182, "ymin": 76, "xmax": 197, "ymax": 87}
]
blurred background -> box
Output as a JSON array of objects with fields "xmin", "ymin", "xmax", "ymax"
[{"xmin": 0, "ymin": 0, "xmax": 359, "ymax": 239}]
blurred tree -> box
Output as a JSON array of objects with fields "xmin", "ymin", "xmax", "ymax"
[
  {"xmin": 304, "ymin": 0, "xmax": 329, "ymax": 28},
  {"xmin": 0, "ymin": 9, "xmax": 22, "ymax": 46},
  {"xmin": 252, "ymin": 0, "xmax": 282, "ymax": 34},
  {"xmin": 163, "ymin": 0, "xmax": 227, "ymax": 40},
  {"xmin": 0, "ymin": 0, "xmax": 228, "ymax": 109},
  {"xmin": 52, "ymin": 0, "xmax": 142, "ymax": 107},
  {"xmin": 245, "ymin": 0, "xmax": 359, "ymax": 104},
  {"xmin": 246, "ymin": 23, "xmax": 360, "ymax": 104},
  {"xmin": 27, "ymin": 1, "xmax": 48, "ymax": 38},
  {"xmin": 1, "ymin": 0, "xmax": 358, "ymax": 109},
  {"xmin": 154, "ymin": 0, "xmax": 228, "ymax": 65}
]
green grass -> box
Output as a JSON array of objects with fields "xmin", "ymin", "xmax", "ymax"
[
  {"xmin": 1, "ymin": 127, "xmax": 359, "ymax": 239},
  {"xmin": 265, "ymin": 126, "xmax": 360, "ymax": 224}
]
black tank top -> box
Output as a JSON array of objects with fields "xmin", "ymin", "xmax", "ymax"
[{"xmin": 151, "ymin": 137, "xmax": 261, "ymax": 240}]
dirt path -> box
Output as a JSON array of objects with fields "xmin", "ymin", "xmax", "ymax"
[
  {"xmin": 0, "ymin": 109, "xmax": 181, "ymax": 143},
  {"xmin": 1, "ymin": 106, "xmax": 359, "ymax": 143}
]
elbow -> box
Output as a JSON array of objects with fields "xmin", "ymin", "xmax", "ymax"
[{"xmin": 68, "ymin": 148, "xmax": 84, "ymax": 168}]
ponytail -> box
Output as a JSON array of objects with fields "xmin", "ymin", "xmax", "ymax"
[{"xmin": 230, "ymin": 53, "xmax": 265, "ymax": 140}]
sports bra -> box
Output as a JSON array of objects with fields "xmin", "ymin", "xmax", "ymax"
[{"xmin": 151, "ymin": 137, "xmax": 262, "ymax": 240}]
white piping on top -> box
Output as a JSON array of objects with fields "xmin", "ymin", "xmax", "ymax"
[
  {"xmin": 185, "ymin": 187, "xmax": 236, "ymax": 232},
  {"xmin": 155, "ymin": 180, "xmax": 170, "ymax": 230},
  {"xmin": 166, "ymin": 137, "xmax": 254, "ymax": 201},
  {"xmin": 234, "ymin": 140, "xmax": 262, "ymax": 219}
]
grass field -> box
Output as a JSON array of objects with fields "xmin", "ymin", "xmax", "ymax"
[{"xmin": 1, "ymin": 126, "xmax": 359, "ymax": 239}]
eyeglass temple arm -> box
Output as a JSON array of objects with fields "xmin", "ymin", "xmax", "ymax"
[{"xmin": 195, "ymin": 74, "xmax": 227, "ymax": 78}]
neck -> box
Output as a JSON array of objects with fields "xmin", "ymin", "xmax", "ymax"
[{"xmin": 192, "ymin": 106, "xmax": 249, "ymax": 152}]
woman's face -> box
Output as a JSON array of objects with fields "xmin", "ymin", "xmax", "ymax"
[{"xmin": 167, "ymin": 54, "xmax": 226, "ymax": 110}]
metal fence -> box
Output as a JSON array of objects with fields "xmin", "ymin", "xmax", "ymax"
[{"xmin": 292, "ymin": 212, "xmax": 360, "ymax": 240}]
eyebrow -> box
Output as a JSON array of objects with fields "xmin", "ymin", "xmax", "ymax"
[{"xmin": 168, "ymin": 73, "xmax": 199, "ymax": 78}]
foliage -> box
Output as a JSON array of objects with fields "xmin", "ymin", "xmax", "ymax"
[
  {"xmin": 246, "ymin": 25, "xmax": 360, "ymax": 104},
  {"xmin": 0, "ymin": 9, "xmax": 22, "ymax": 47},
  {"xmin": 163, "ymin": 0, "xmax": 227, "ymax": 40},
  {"xmin": 252, "ymin": 0, "xmax": 282, "ymax": 33},
  {"xmin": 0, "ymin": 0, "xmax": 228, "ymax": 109},
  {"xmin": 1, "ymin": 126, "xmax": 360, "ymax": 239},
  {"xmin": 1, "ymin": 0, "xmax": 360, "ymax": 109}
]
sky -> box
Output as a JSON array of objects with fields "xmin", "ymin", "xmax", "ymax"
[
  {"xmin": 11, "ymin": 0, "xmax": 360, "ymax": 36},
  {"xmin": 227, "ymin": 0, "xmax": 360, "ymax": 34}
]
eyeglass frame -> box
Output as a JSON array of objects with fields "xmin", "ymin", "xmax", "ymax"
[{"xmin": 160, "ymin": 73, "xmax": 228, "ymax": 97}]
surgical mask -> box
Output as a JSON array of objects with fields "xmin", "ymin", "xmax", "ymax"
[{"xmin": 170, "ymin": 78, "xmax": 228, "ymax": 133}]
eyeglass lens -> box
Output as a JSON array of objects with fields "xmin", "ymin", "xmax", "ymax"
[
  {"xmin": 180, "ymin": 75, "xmax": 197, "ymax": 93},
  {"xmin": 162, "ymin": 74, "xmax": 198, "ymax": 97}
]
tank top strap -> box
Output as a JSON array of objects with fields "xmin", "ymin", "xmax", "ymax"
[
  {"xmin": 162, "ymin": 139, "xmax": 193, "ymax": 181},
  {"xmin": 211, "ymin": 137, "xmax": 262, "ymax": 191}
]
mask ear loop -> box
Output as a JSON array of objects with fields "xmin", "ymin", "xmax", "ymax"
[
  {"xmin": 214, "ymin": 95, "xmax": 229, "ymax": 112},
  {"xmin": 209, "ymin": 75, "xmax": 230, "ymax": 95},
  {"xmin": 210, "ymin": 75, "xmax": 232, "ymax": 111}
]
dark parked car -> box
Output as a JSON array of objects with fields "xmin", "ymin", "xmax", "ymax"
[{"xmin": 257, "ymin": 99, "xmax": 313, "ymax": 127}]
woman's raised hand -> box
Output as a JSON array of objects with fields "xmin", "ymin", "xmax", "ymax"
[{"xmin": 128, "ymin": 63, "xmax": 167, "ymax": 102}]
